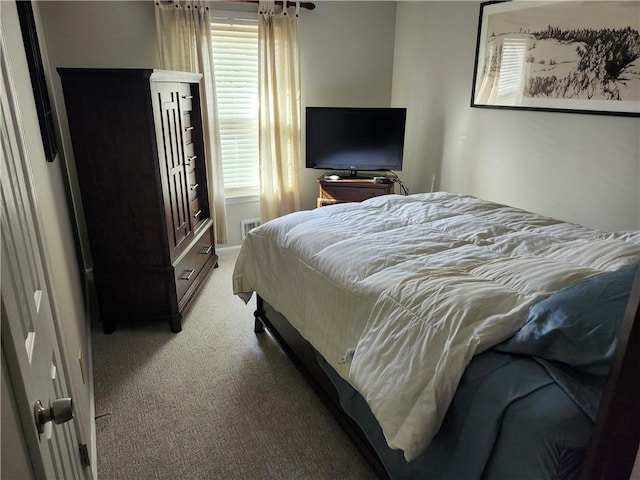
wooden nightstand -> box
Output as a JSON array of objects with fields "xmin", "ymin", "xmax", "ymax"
[{"xmin": 316, "ymin": 175, "xmax": 394, "ymax": 207}]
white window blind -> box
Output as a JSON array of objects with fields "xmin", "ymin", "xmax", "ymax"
[{"xmin": 211, "ymin": 15, "xmax": 259, "ymax": 196}]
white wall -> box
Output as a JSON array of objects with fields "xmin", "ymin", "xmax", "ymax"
[
  {"xmin": 392, "ymin": 1, "xmax": 640, "ymax": 232},
  {"xmin": 299, "ymin": 0, "xmax": 397, "ymax": 211},
  {"xmin": 37, "ymin": 0, "xmax": 160, "ymax": 259}
]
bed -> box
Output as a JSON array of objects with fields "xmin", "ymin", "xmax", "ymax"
[{"xmin": 232, "ymin": 192, "xmax": 640, "ymax": 479}]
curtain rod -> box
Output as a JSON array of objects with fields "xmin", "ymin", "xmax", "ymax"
[{"xmin": 230, "ymin": 0, "xmax": 316, "ymax": 10}]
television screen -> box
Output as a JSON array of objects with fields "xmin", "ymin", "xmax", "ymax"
[{"xmin": 305, "ymin": 107, "xmax": 406, "ymax": 176}]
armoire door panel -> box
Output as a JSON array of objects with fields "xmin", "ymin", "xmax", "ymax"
[
  {"xmin": 172, "ymin": 171, "xmax": 188, "ymax": 242},
  {"xmin": 154, "ymin": 84, "xmax": 192, "ymax": 253}
]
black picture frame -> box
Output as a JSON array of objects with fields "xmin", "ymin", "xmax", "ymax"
[
  {"xmin": 16, "ymin": 0, "xmax": 58, "ymax": 162},
  {"xmin": 471, "ymin": 0, "xmax": 640, "ymax": 117}
]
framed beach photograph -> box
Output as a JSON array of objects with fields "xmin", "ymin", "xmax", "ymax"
[{"xmin": 471, "ymin": 1, "xmax": 640, "ymax": 117}]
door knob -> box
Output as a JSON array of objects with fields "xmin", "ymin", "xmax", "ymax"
[{"xmin": 34, "ymin": 398, "xmax": 73, "ymax": 434}]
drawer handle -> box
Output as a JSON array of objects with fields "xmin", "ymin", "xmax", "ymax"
[
  {"xmin": 182, "ymin": 95, "xmax": 193, "ymax": 99},
  {"xmin": 201, "ymin": 245, "xmax": 212, "ymax": 255},
  {"xmin": 190, "ymin": 183, "xmax": 199, "ymax": 191},
  {"xmin": 193, "ymin": 210, "xmax": 202, "ymax": 219},
  {"xmin": 180, "ymin": 269, "xmax": 195, "ymax": 281},
  {"xmin": 184, "ymin": 126, "xmax": 194, "ymax": 132}
]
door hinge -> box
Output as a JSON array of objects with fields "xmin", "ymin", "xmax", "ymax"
[{"xmin": 79, "ymin": 443, "xmax": 91, "ymax": 468}]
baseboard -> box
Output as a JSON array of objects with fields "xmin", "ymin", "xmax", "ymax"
[{"xmin": 216, "ymin": 245, "xmax": 242, "ymax": 257}]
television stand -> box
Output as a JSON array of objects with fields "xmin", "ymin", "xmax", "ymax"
[
  {"xmin": 347, "ymin": 169, "xmax": 368, "ymax": 179},
  {"xmin": 316, "ymin": 175, "xmax": 394, "ymax": 207}
]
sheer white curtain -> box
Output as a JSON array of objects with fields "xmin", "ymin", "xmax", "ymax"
[
  {"xmin": 258, "ymin": 0, "xmax": 302, "ymax": 222},
  {"xmin": 155, "ymin": 0, "xmax": 228, "ymax": 243}
]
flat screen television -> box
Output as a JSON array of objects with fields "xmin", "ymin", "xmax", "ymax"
[{"xmin": 305, "ymin": 106, "xmax": 406, "ymax": 177}]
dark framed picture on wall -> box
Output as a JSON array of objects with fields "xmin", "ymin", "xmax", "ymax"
[
  {"xmin": 471, "ymin": 0, "xmax": 640, "ymax": 117},
  {"xmin": 17, "ymin": 0, "xmax": 58, "ymax": 161}
]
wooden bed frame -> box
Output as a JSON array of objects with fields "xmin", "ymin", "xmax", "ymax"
[
  {"xmin": 252, "ymin": 265, "xmax": 640, "ymax": 479},
  {"xmin": 253, "ymin": 296, "xmax": 389, "ymax": 479}
]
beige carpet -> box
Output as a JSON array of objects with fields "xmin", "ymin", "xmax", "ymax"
[{"xmin": 91, "ymin": 250, "xmax": 377, "ymax": 479}]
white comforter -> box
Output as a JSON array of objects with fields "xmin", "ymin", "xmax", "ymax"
[{"xmin": 233, "ymin": 192, "xmax": 640, "ymax": 461}]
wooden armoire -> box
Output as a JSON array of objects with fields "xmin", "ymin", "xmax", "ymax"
[{"xmin": 58, "ymin": 68, "xmax": 218, "ymax": 333}]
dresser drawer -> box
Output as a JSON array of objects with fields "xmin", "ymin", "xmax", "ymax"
[
  {"xmin": 182, "ymin": 113, "xmax": 193, "ymax": 141},
  {"xmin": 321, "ymin": 184, "xmax": 390, "ymax": 202},
  {"xmin": 187, "ymin": 170, "xmax": 199, "ymax": 201},
  {"xmin": 174, "ymin": 226, "xmax": 214, "ymax": 302},
  {"xmin": 190, "ymin": 197, "xmax": 204, "ymax": 225},
  {"xmin": 182, "ymin": 127, "xmax": 192, "ymax": 146},
  {"xmin": 184, "ymin": 141, "xmax": 195, "ymax": 160},
  {"xmin": 182, "ymin": 112, "xmax": 192, "ymax": 128},
  {"xmin": 179, "ymin": 83, "xmax": 193, "ymax": 112}
]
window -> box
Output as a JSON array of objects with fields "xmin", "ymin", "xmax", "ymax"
[{"xmin": 211, "ymin": 13, "xmax": 259, "ymax": 197}]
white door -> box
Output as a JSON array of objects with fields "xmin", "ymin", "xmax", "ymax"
[{"xmin": 0, "ymin": 14, "xmax": 90, "ymax": 480}]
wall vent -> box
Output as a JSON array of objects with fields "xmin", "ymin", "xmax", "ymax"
[{"xmin": 241, "ymin": 219, "xmax": 262, "ymax": 240}]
